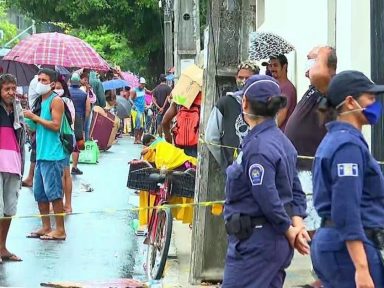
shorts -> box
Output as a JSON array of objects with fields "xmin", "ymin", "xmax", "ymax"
[
  {"xmin": 135, "ymin": 111, "xmax": 144, "ymax": 130},
  {"xmin": 33, "ymin": 159, "xmax": 65, "ymax": 202},
  {"xmin": 74, "ymin": 115, "xmax": 85, "ymax": 141},
  {"xmin": 0, "ymin": 172, "xmax": 20, "ymax": 216},
  {"xmin": 63, "ymin": 155, "xmax": 70, "ymax": 167},
  {"xmin": 298, "ymin": 170, "xmax": 321, "ymax": 231},
  {"xmin": 156, "ymin": 113, "xmax": 164, "ymax": 127}
]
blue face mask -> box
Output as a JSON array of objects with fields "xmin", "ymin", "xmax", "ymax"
[
  {"xmin": 362, "ymin": 100, "xmax": 382, "ymax": 125},
  {"xmin": 340, "ymin": 99, "xmax": 383, "ymax": 125}
]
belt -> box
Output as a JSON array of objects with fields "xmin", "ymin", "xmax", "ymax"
[
  {"xmin": 225, "ymin": 214, "xmax": 267, "ymax": 240},
  {"xmin": 321, "ymin": 218, "xmax": 384, "ymax": 250}
]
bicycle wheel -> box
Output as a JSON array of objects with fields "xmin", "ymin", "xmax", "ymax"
[{"xmin": 146, "ymin": 206, "xmax": 173, "ymax": 280}]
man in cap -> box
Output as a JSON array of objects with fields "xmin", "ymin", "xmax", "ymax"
[
  {"xmin": 205, "ymin": 60, "xmax": 260, "ymax": 171},
  {"xmin": 130, "ymin": 77, "xmax": 147, "ymax": 144},
  {"xmin": 268, "ymin": 54, "xmax": 297, "ymax": 131}
]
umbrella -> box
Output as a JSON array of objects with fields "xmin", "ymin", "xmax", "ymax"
[
  {"xmin": 116, "ymin": 95, "xmax": 132, "ymax": 119},
  {"xmin": 0, "ymin": 60, "xmax": 38, "ymax": 86},
  {"xmin": 248, "ymin": 32, "xmax": 295, "ymax": 61},
  {"xmin": 102, "ymin": 79, "xmax": 129, "ymax": 90},
  {"xmin": 4, "ymin": 32, "xmax": 110, "ymax": 71},
  {"xmin": 121, "ymin": 72, "xmax": 139, "ymax": 89}
]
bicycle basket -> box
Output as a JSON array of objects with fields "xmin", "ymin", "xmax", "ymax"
[
  {"xmin": 127, "ymin": 160, "xmax": 160, "ymax": 191},
  {"xmin": 169, "ymin": 169, "xmax": 196, "ymax": 198}
]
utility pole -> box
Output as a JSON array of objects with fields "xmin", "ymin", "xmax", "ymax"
[
  {"xmin": 173, "ymin": 0, "xmax": 200, "ymax": 79},
  {"xmin": 163, "ymin": 0, "xmax": 174, "ymax": 73},
  {"xmin": 371, "ymin": 0, "xmax": 384, "ymax": 167},
  {"xmin": 190, "ymin": 0, "xmax": 251, "ymax": 284}
]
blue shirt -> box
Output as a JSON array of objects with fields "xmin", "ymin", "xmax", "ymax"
[
  {"xmin": 69, "ymin": 86, "xmax": 87, "ymax": 118},
  {"xmin": 133, "ymin": 88, "xmax": 145, "ymax": 113},
  {"xmin": 36, "ymin": 94, "xmax": 66, "ymax": 161},
  {"xmin": 224, "ymin": 119, "xmax": 307, "ymax": 234},
  {"xmin": 313, "ymin": 121, "xmax": 384, "ymax": 241}
]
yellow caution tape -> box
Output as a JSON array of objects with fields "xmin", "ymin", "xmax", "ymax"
[
  {"xmin": 0, "ymin": 200, "xmax": 225, "ymax": 220},
  {"xmin": 199, "ymin": 137, "xmax": 384, "ymax": 165}
]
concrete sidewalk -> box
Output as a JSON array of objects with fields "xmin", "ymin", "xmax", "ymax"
[{"xmin": 162, "ymin": 221, "xmax": 314, "ymax": 288}]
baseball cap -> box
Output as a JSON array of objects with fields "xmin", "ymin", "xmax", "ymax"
[
  {"xmin": 242, "ymin": 75, "xmax": 281, "ymax": 102},
  {"xmin": 70, "ymin": 73, "xmax": 81, "ymax": 85},
  {"xmin": 327, "ymin": 70, "xmax": 384, "ymax": 107},
  {"xmin": 139, "ymin": 77, "xmax": 146, "ymax": 84},
  {"xmin": 261, "ymin": 61, "xmax": 269, "ymax": 67}
]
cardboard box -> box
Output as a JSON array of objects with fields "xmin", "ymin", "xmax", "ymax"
[{"xmin": 172, "ymin": 64, "xmax": 203, "ymax": 108}]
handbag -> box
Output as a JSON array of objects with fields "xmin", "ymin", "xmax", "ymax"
[{"xmin": 60, "ymin": 113, "xmax": 75, "ymax": 155}]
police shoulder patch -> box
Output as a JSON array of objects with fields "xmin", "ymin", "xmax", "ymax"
[
  {"xmin": 337, "ymin": 163, "xmax": 358, "ymax": 177},
  {"xmin": 249, "ymin": 164, "xmax": 264, "ymax": 186}
]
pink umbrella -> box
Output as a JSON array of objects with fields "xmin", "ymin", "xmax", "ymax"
[
  {"xmin": 121, "ymin": 72, "xmax": 139, "ymax": 88},
  {"xmin": 4, "ymin": 32, "xmax": 110, "ymax": 71}
]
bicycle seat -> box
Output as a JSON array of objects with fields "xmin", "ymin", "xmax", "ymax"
[{"xmin": 149, "ymin": 173, "xmax": 166, "ymax": 184}]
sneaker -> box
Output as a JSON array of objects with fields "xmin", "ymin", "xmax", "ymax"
[{"xmin": 71, "ymin": 167, "xmax": 83, "ymax": 175}]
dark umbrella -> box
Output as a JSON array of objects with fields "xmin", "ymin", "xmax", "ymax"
[
  {"xmin": 248, "ymin": 32, "xmax": 295, "ymax": 61},
  {"xmin": 0, "ymin": 60, "xmax": 38, "ymax": 86},
  {"xmin": 116, "ymin": 95, "xmax": 132, "ymax": 119}
]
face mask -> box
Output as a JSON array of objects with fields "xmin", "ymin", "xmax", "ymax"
[
  {"xmin": 339, "ymin": 99, "xmax": 383, "ymax": 125},
  {"xmin": 54, "ymin": 89, "xmax": 64, "ymax": 97},
  {"xmin": 236, "ymin": 79, "xmax": 246, "ymax": 90},
  {"xmin": 305, "ymin": 59, "xmax": 316, "ymax": 72},
  {"xmin": 35, "ymin": 82, "xmax": 52, "ymax": 95}
]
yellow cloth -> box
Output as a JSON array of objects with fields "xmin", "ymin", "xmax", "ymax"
[
  {"xmin": 138, "ymin": 144, "xmax": 195, "ymax": 226},
  {"xmin": 154, "ymin": 142, "xmax": 197, "ymax": 170}
]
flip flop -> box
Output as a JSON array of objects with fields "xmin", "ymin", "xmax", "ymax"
[
  {"xmin": 26, "ymin": 232, "xmax": 45, "ymax": 238},
  {"xmin": 40, "ymin": 235, "xmax": 66, "ymax": 241},
  {"xmin": 1, "ymin": 254, "xmax": 22, "ymax": 262}
]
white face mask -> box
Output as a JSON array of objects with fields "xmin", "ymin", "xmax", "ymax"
[
  {"xmin": 54, "ymin": 89, "xmax": 64, "ymax": 97},
  {"xmin": 35, "ymin": 82, "xmax": 52, "ymax": 95},
  {"xmin": 305, "ymin": 59, "xmax": 316, "ymax": 73}
]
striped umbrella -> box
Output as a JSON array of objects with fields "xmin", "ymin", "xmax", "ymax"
[{"xmin": 4, "ymin": 32, "xmax": 110, "ymax": 71}]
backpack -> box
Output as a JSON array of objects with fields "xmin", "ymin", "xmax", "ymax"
[{"xmin": 172, "ymin": 104, "xmax": 200, "ymax": 147}]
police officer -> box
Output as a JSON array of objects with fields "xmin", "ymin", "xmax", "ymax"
[
  {"xmin": 312, "ymin": 70, "xmax": 384, "ymax": 287},
  {"xmin": 223, "ymin": 75, "xmax": 307, "ymax": 288}
]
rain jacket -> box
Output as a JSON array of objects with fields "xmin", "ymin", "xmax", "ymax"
[
  {"xmin": 205, "ymin": 91, "xmax": 248, "ymax": 171},
  {"xmin": 89, "ymin": 71, "xmax": 106, "ymax": 108}
]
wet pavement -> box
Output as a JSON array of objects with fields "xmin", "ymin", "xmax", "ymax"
[{"xmin": 0, "ymin": 136, "xmax": 145, "ymax": 287}]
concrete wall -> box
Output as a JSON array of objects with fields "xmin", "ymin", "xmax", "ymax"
[{"xmin": 256, "ymin": 0, "xmax": 372, "ymax": 144}]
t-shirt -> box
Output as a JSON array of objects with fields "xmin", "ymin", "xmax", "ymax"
[
  {"xmin": 69, "ymin": 86, "xmax": 88, "ymax": 118},
  {"xmin": 134, "ymin": 88, "xmax": 146, "ymax": 113},
  {"xmin": 284, "ymin": 86, "xmax": 329, "ymax": 171},
  {"xmin": 36, "ymin": 94, "xmax": 66, "ymax": 161},
  {"xmin": 0, "ymin": 104, "xmax": 21, "ymax": 175},
  {"xmin": 153, "ymin": 83, "xmax": 171, "ymax": 112},
  {"xmin": 280, "ymin": 80, "xmax": 297, "ymax": 131}
]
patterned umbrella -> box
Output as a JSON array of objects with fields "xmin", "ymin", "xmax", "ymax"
[
  {"xmin": 121, "ymin": 72, "xmax": 139, "ymax": 89},
  {"xmin": 0, "ymin": 60, "xmax": 38, "ymax": 86},
  {"xmin": 4, "ymin": 32, "xmax": 110, "ymax": 71},
  {"xmin": 249, "ymin": 32, "xmax": 295, "ymax": 61}
]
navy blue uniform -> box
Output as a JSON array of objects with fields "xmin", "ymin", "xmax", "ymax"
[
  {"xmin": 223, "ymin": 119, "xmax": 306, "ymax": 288},
  {"xmin": 312, "ymin": 121, "xmax": 384, "ymax": 287}
]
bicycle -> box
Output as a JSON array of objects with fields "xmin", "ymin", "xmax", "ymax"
[{"xmin": 127, "ymin": 161, "xmax": 196, "ymax": 280}]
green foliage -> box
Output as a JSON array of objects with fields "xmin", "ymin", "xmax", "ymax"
[
  {"xmin": 7, "ymin": 0, "xmax": 164, "ymax": 77},
  {"xmin": 70, "ymin": 26, "xmax": 133, "ymax": 71},
  {"xmin": 0, "ymin": 0, "xmax": 18, "ymax": 46}
]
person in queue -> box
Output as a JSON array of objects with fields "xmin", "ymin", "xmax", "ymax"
[
  {"xmin": 222, "ymin": 75, "xmax": 308, "ymax": 288},
  {"xmin": 311, "ymin": 70, "xmax": 384, "ymax": 287}
]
